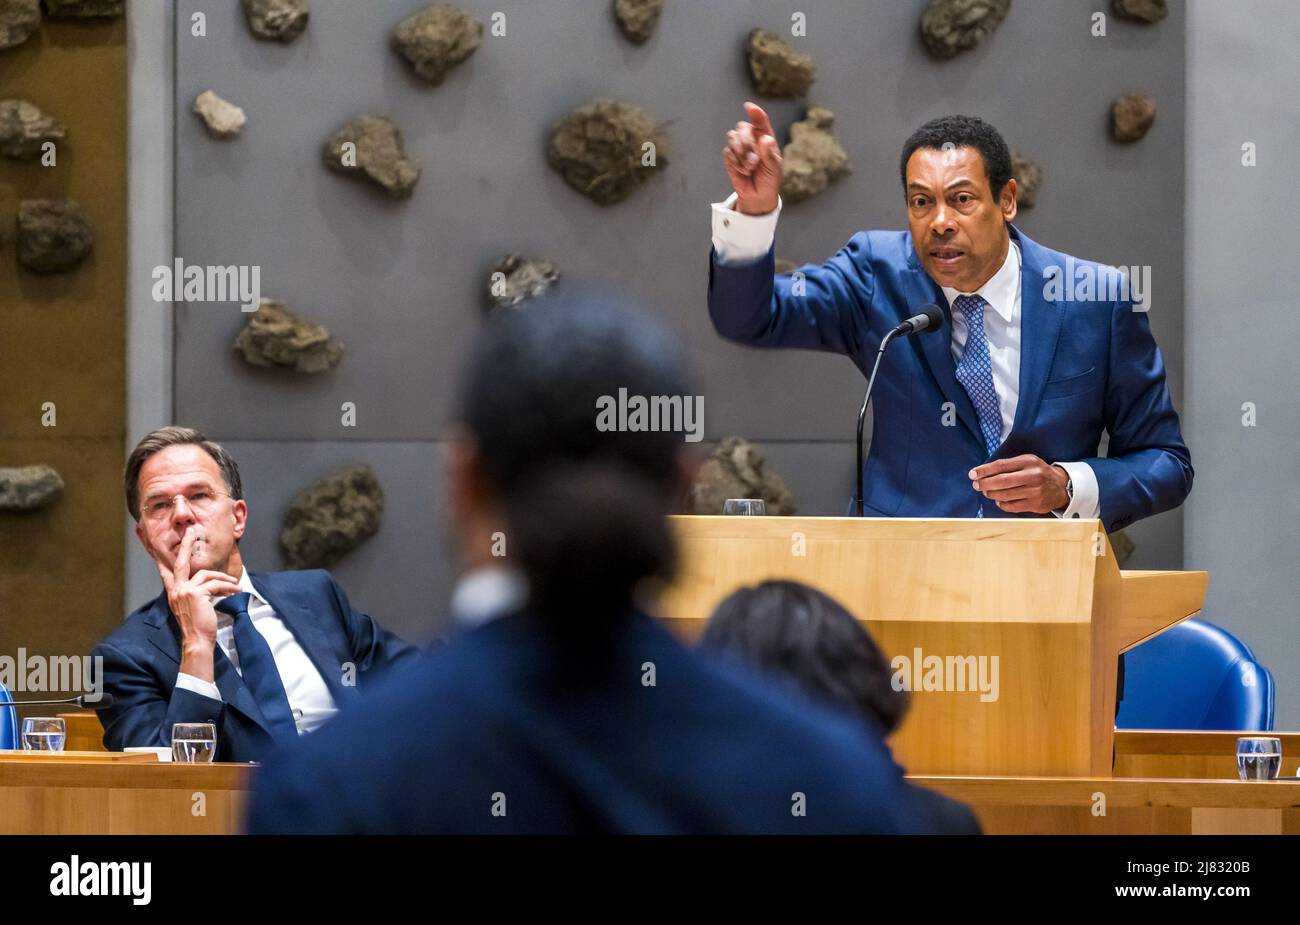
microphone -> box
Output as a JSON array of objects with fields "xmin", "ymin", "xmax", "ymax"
[
  {"xmin": 856, "ymin": 304, "xmax": 945, "ymax": 516},
  {"xmin": 889, "ymin": 306, "xmax": 944, "ymax": 338},
  {"xmin": 0, "ymin": 693, "xmax": 114, "ymax": 709}
]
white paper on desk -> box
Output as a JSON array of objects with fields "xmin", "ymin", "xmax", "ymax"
[{"xmin": 124, "ymin": 746, "xmax": 171, "ymax": 762}]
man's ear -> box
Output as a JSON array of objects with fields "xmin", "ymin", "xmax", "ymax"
[
  {"xmin": 441, "ymin": 425, "xmax": 488, "ymax": 512},
  {"xmin": 231, "ymin": 498, "xmax": 248, "ymax": 540},
  {"xmin": 134, "ymin": 519, "xmax": 152, "ymax": 557},
  {"xmin": 673, "ymin": 446, "xmax": 703, "ymax": 510},
  {"xmin": 1001, "ymin": 178, "xmax": 1018, "ymax": 222}
]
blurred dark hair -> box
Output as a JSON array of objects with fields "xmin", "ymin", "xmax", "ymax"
[
  {"xmin": 455, "ymin": 292, "xmax": 695, "ymax": 630},
  {"xmin": 700, "ymin": 580, "xmax": 909, "ymax": 734},
  {"xmin": 899, "ymin": 114, "xmax": 1013, "ymax": 199}
]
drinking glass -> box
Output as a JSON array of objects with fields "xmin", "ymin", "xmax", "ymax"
[
  {"xmin": 172, "ymin": 722, "xmax": 217, "ymax": 763},
  {"xmin": 1236, "ymin": 736, "xmax": 1281, "ymax": 781},
  {"xmin": 21, "ymin": 717, "xmax": 65, "ymax": 752},
  {"xmin": 722, "ymin": 498, "xmax": 767, "ymax": 516}
]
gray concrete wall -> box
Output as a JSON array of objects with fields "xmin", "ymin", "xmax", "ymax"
[
  {"xmin": 1183, "ymin": 0, "xmax": 1300, "ymax": 726},
  {"xmin": 155, "ymin": 0, "xmax": 1187, "ymax": 642}
]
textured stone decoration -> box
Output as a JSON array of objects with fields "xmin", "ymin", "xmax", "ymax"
[
  {"xmin": 43, "ymin": 0, "xmax": 123, "ymax": 17},
  {"xmin": 392, "ymin": 4, "xmax": 483, "ymax": 85},
  {"xmin": 322, "ymin": 114, "xmax": 421, "ymax": 198},
  {"xmin": 919, "ymin": 0, "xmax": 1011, "ymax": 59},
  {"xmin": 0, "ymin": 464, "xmax": 64, "ymax": 511},
  {"xmin": 234, "ymin": 299, "xmax": 343, "ymax": 374},
  {"xmin": 689, "ymin": 437, "xmax": 796, "ymax": 516},
  {"xmin": 547, "ymin": 98, "xmax": 668, "ymax": 206},
  {"xmin": 779, "ymin": 106, "xmax": 851, "ymax": 204},
  {"xmin": 745, "ymin": 28, "xmax": 815, "ymax": 98},
  {"xmin": 1111, "ymin": 92, "xmax": 1156, "ymax": 143},
  {"xmin": 1010, "ymin": 147, "xmax": 1041, "ymax": 210},
  {"xmin": 0, "ymin": 99, "xmax": 66, "ymax": 159},
  {"xmin": 487, "ymin": 254, "xmax": 559, "ymax": 313},
  {"xmin": 1112, "ymin": 0, "xmax": 1166, "ymax": 24},
  {"xmin": 280, "ymin": 464, "xmax": 384, "ymax": 569},
  {"xmin": 242, "ymin": 0, "xmax": 308, "ymax": 42},
  {"xmin": 16, "ymin": 199, "xmax": 93, "ymax": 274},
  {"xmin": 193, "ymin": 90, "xmax": 246, "ymax": 139},
  {"xmin": 614, "ymin": 0, "xmax": 663, "ymax": 44},
  {"xmin": 0, "ymin": 0, "xmax": 40, "ymax": 50}
]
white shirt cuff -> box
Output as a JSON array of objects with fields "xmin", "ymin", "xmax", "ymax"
[
  {"xmin": 1050, "ymin": 461, "xmax": 1101, "ymax": 520},
  {"xmin": 175, "ymin": 671, "xmax": 222, "ymax": 702},
  {"xmin": 711, "ymin": 192, "xmax": 781, "ymax": 265}
]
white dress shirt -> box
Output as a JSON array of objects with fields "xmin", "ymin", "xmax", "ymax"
[
  {"xmin": 449, "ymin": 565, "xmax": 528, "ymax": 629},
  {"xmin": 710, "ymin": 192, "xmax": 1100, "ymax": 519},
  {"xmin": 175, "ymin": 568, "xmax": 338, "ymax": 735}
]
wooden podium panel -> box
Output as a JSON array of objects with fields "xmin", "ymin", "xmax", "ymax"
[{"xmin": 659, "ymin": 516, "xmax": 1208, "ymax": 778}]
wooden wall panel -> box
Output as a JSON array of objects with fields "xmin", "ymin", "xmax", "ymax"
[{"xmin": 0, "ymin": 17, "xmax": 127, "ymax": 688}]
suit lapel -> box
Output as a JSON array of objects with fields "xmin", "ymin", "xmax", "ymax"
[
  {"xmin": 1008, "ymin": 226, "xmax": 1063, "ymax": 439},
  {"xmin": 903, "ymin": 243, "xmax": 985, "ymax": 447},
  {"xmin": 250, "ymin": 572, "xmax": 355, "ymax": 705},
  {"xmin": 141, "ymin": 590, "xmax": 274, "ymax": 736}
]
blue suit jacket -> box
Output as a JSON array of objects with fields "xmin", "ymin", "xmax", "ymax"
[
  {"xmin": 92, "ymin": 569, "xmax": 418, "ymax": 763},
  {"xmin": 708, "ymin": 225, "xmax": 1192, "ymax": 532},
  {"xmin": 247, "ymin": 609, "xmax": 979, "ymax": 834}
]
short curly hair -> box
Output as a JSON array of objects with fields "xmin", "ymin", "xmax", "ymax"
[
  {"xmin": 899, "ymin": 114, "xmax": 1013, "ymax": 198},
  {"xmin": 700, "ymin": 580, "xmax": 910, "ymax": 735}
]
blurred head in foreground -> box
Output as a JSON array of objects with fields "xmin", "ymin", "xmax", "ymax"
[
  {"xmin": 443, "ymin": 290, "xmax": 696, "ymax": 631},
  {"xmin": 247, "ymin": 296, "xmax": 981, "ymax": 835},
  {"xmin": 701, "ymin": 580, "xmax": 910, "ymax": 736}
]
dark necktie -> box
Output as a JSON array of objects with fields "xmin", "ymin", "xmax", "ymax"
[
  {"xmin": 214, "ymin": 592, "xmax": 299, "ymax": 743},
  {"xmin": 952, "ymin": 294, "xmax": 1004, "ymax": 455}
]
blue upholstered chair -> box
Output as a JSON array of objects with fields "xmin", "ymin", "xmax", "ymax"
[
  {"xmin": 0, "ymin": 681, "xmax": 17, "ymax": 750},
  {"xmin": 1117, "ymin": 618, "xmax": 1275, "ymax": 730}
]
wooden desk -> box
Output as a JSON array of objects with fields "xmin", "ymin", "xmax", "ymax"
[
  {"xmin": 916, "ymin": 775, "xmax": 1300, "ymax": 835},
  {"xmin": 59, "ymin": 711, "xmax": 107, "ymax": 753},
  {"xmin": 1115, "ymin": 730, "xmax": 1300, "ymax": 780},
  {"xmin": 3, "ymin": 752, "xmax": 1297, "ymax": 834},
  {"xmin": 0, "ymin": 754, "xmax": 253, "ymax": 834}
]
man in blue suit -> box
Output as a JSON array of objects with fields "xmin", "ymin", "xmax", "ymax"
[
  {"xmin": 248, "ymin": 297, "xmax": 979, "ymax": 834},
  {"xmin": 92, "ymin": 427, "xmax": 417, "ymax": 762},
  {"xmin": 711, "ymin": 106, "xmax": 1191, "ymax": 530}
]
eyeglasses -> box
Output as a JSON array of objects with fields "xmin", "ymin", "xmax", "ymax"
[{"xmin": 142, "ymin": 489, "xmax": 231, "ymax": 521}]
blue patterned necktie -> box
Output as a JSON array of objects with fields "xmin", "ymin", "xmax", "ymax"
[
  {"xmin": 214, "ymin": 592, "xmax": 299, "ymax": 743},
  {"xmin": 952, "ymin": 294, "xmax": 1003, "ymax": 456}
]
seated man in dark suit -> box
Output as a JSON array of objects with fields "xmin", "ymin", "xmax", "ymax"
[
  {"xmin": 92, "ymin": 427, "xmax": 417, "ymax": 762},
  {"xmin": 247, "ymin": 295, "xmax": 979, "ymax": 834}
]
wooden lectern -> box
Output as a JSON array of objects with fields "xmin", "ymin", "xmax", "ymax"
[{"xmin": 657, "ymin": 516, "xmax": 1207, "ymax": 778}]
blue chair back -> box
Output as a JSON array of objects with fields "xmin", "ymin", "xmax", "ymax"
[
  {"xmin": 1117, "ymin": 618, "xmax": 1274, "ymax": 730},
  {"xmin": 0, "ymin": 681, "xmax": 16, "ymax": 749}
]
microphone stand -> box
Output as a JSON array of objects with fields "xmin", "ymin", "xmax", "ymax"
[{"xmin": 856, "ymin": 329, "xmax": 900, "ymax": 517}]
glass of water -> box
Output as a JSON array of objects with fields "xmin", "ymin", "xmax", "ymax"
[
  {"xmin": 723, "ymin": 498, "xmax": 767, "ymax": 516},
  {"xmin": 21, "ymin": 717, "xmax": 65, "ymax": 752},
  {"xmin": 1236, "ymin": 736, "xmax": 1281, "ymax": 780},
  {"xmin": 172, "ymin": 723, "xmax": 217, "ymax": 763}
]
